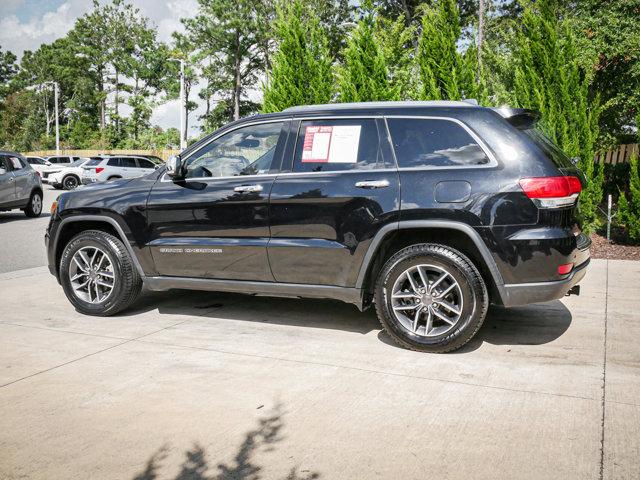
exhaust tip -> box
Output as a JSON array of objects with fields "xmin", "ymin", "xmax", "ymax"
[{"xmin": 566, "ymin": 285, "xmax": 581, "ymax": 297}]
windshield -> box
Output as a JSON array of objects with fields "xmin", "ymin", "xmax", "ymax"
[
  {"xmin": 85, "ymin": 159, "xmax": 103, "ymax": 167},
  {"xmin": 522, "ymin": 128, "xmax": 574, "ymax": 168},
  {"xmin": 68, "ymin": 159, "xmax": 85, "ymax": 167}
]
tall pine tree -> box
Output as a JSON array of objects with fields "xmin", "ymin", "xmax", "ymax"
[
  {"xmin": 336, "ymin": 0, "xmax": 399, "ymax": 102},
  {"xmin": 513, "ymin": 0, "xmax": 603, "ymax": 232},
  {"xmin": 262, "ymin": 0, "xmax": 334, "ymax": 113},
  {"xmin": 416, "ymin": 0, "xmax": 479, "ymax": 101}
]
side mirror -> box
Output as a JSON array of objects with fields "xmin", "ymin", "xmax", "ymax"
[{"xmin": 166, "ymin": 155, "xmax": 183, "ymax": 179}]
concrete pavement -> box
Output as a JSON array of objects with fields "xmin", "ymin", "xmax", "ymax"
[
  {"xmin": 0, "ymin": 259, "xmax": 638, "ymax": 479},
  {"xmin": 0, "ymin": 185, "xmax": 59, "ymax": 273}
]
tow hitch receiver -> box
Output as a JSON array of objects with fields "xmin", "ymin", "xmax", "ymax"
[{"xmin": 566, "ymin": 285, "xmax": 581, "ymax": 297}]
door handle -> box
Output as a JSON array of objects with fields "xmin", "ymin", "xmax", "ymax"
[
  {"xmin": 234, "ymin": 184, "xmax": 263, "ymax": 193},
  {"xmin": 355, "ymin": 179, "xmax": 390, "ymax": 189}
]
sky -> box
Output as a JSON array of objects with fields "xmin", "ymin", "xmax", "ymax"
[{"xmin": 0, "ymin": 0, "xmax": 204, "ymax": 135}]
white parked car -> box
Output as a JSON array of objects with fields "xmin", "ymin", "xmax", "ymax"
[
  {"xmin": 39, "ymin": 155, "xmax": 81, "ymax": 183},
  {"xmin": 81, "ymin": 156, "xmax": 158, "ymax": 185},
  {"xmin": 43, "ymin": 157, "xmax": 92, "ymax": 190},
  {"xmin": 25, "ymin": 156, "xmax": 52, "ymax": 177}
]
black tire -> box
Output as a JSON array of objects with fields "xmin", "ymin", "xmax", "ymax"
[
  {"xmin": 62, "ymin": 175, "xmax": 79, "ymax": 190},
  {"xmin": 374, "ymin": 243, "xmax": 488, "ymax": 353},
  {"xmin": 107, "ymin": 176, "xmax": 121, "ymax": 181},
  {"xmin": 53, "ymin": 185, "xmax": 63, "ymax": 190},
  {"xmin": 23, "ymin": 190, "xmax": 42, "ymax": 217},
  {"xmin": 59, "ymin": 230, "xmax": 142, "ymax": 316}
]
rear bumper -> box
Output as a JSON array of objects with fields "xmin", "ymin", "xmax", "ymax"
[{"xmin": 499, "ymin": 257, "xmax": 590, "ymax": 307}]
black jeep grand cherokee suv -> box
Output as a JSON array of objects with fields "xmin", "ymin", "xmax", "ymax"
[{"xmin": 45, "ymin": 101, "xmax": 590, "ymax": 352}]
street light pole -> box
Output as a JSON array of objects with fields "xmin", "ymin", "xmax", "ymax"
[
  {"xmin": 52, "ymin": 82, "xmax": 60, "ymax": 155},
  {"xmin": 169, "ymin": 58, "xmax": 187, "ymax": 150}
]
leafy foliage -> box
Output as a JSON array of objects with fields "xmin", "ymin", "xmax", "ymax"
[
  {"xmin": 512, "ymin": 0, "xmax": 603, "ymax": 233},
  {"xmin": 336, "ymin": 0, "xmax": 399, "ymax": 102},
  {"xmin": 262, "ymin": 0, "xmax": 334, "ymax": 113},
  {"xmin": 416, "ymin": 0, "xmax": 479, "ymax": 101},
  {"xmin": 618, "ymin": 152, "xmax": 640, "ymax": 243}
]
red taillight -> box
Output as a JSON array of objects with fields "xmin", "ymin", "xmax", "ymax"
[
  {"xmin": 95, "ymin": 167, "xmax": 104, "ymax": 174},
  {"xmin": 519, "ymin": 176, "xmax": 582, "ymax": 198},
  {"xmin": 558, "ymin": 263, "xmax": 574, "ymax": 275}
]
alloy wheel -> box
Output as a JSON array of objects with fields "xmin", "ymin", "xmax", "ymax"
[
  {"xmin": 390, "ymin": 264, "xmax": 464, "ymax": 337},
  {"xmin": 64, "ymin": 176, "xmax": 78, "ymax": 189},
  {"xmin": 31, "ymin": 194, "xmax": 42, "ymax": 215},
  {"xmin": 69, "ymin": 246, "xmax": 115, "ymax": 303}
]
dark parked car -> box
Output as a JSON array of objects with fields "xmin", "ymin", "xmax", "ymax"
[{"xmin": 45, "ymin": 101, "xmax": 590, "ymax": 352}]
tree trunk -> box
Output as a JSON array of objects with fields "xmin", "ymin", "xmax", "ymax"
[
  {"xmin": 478, "ymin": 0, "xmax": 486, "ymax": 80},
  {"xmin": 114, "ymin": 69, "xmax": 120, "ymax": 134},
  {"xmin": 233, "ymin": 30, "xmax": 241, "ymax": 122},
  {"xmin": 400, "ymin": 0, "xmax": 412, "ymax": 25}
]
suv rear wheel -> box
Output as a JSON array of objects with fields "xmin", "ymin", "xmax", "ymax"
[
  {"xmin": 59, "ymin": 230, "xmax": 142, "ymax": 316},
  {"xmin": 23, "ymin": 190, "xmax": 42, "ymax": 217},
  {"xmin": 375, "ymin": 243, "xmax": 488, "ymax": 353}
]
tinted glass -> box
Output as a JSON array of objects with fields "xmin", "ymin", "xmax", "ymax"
[
  {"xmin": 293, "ymin": 118, "xmax": 383, "ymax": 173},
  {"xmin": 27, "ymin": 157, "xmax": 46, "ymax": 165},
  {"xmin": 120, "ymin": 157, "xmax": 138, "ymax": 168},
  {"xmin": 69, "ymin": 159, "xmax": 85, "ymax": 167},
  {"xmin": 522, "ymin": 128, "xmax": 573, "ymax": 168},
  {"xmin": 137, "ymin": 159, "xmax": 155, "ymax": 169},
  {"xmin": 185, "ymin": 121, "xmax": 284, "ymax": 178},
  {"xmin": 388, "ymin": 118, "xmax": 490, "ymax": 168},
  {"xmin": 0, "ymin": 156, "xmax": 9, "ymax": 172},
  {"xmin": 107, "ymin": 158, "xmax": 121, "ymax": 167},
  {"xmin": 9, "ymin": 157, "xmax": 24, "ymax": 169},
  {"xmin": 85, "ymin": 159, "xmax": 102, "ymax": 167}
]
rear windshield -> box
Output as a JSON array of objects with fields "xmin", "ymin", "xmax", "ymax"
[
  {"xmin": 522, "ymin": 128, "xmax": 573, "ymax": 168},
  {"xmin": 84, "ymin": 159, "xmax": 103, "ymax": 167}
]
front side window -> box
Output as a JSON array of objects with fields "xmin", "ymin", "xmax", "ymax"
[
  {"xmin": 185, "ymin": 122, "xmax": 284, "ymax": 179},
  {"xmin": 388, "ymin": 118, "xmax": 490, "ymax": 168},
  {"xmin": 293, "ymin": 118, "xmax": 383, "ymax": 173}
]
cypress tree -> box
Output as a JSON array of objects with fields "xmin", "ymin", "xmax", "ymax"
[
  {"xmin": 336, "ymin": 0, "xmax": 399, "ymax": 102},
  {"xmin": 262, "ymin": 0, "xmax": 334, "ymax": 113},
  {"xmin": 513, "ymin": 0, "xmax": 603, "ymax": 233},
  {"xmin": 416, "ymin": 0, "xmax": 480, "ymax": 101}
]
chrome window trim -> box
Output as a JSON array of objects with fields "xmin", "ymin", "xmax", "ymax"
[{"xmin": 384, "ymin": 115, "xmax": 499, "ymax": 170}]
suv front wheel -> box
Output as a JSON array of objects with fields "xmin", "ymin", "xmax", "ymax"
[
  {"xmin": 375, "ymin": 243, "xmax": 488, "ymax": 353},
  {"xmin": 59, "ymin": 230, "xmax": 142, "ymax": 316}
]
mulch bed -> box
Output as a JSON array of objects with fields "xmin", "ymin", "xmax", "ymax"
[{"xmin": 590, "ymin": 232, "xmax": 640, "ymax": 261}]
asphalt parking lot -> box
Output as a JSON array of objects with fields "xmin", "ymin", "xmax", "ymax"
[{"xmin": 1, "ymin": 187, "xmax": 639, "ymax": 479}]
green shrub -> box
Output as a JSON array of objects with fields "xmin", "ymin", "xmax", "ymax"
[{"xmin": 618, "ymin": 153, "xmax": 640, "ymax": 243}]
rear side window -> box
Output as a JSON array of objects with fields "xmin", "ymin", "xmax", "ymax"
[
  {"xmin": 387, "ymin": 118, "xmax": 490, "ymax": 168},
  {"xmin": 107, "ymin": 158, "xmax": 121, "ymax": 167},
  {"xmin": 137, "ymin": 158, "xmax": 155, "ymax": 169},
  {"xmin": 27, "ymin": 157, "xmax": 45, "ymax": 165},
  {"xmin": 293, "ymin": 118, "xmax": 384, "ymax": 173},
  {"xmin": 522, "ymin": 128, "xmax": 573, "ymax": 168},
  {"xmin": 9, "ymin": 156, "xmax": 25, "ymax": 169},
  {"xmin": 120, "ymin": 157, "xmax": 137, "ymax": 168}
]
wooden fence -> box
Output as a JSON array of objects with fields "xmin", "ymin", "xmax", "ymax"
[
  {"xmin": 23, "ymin": 149, "xmax": 180, "ymax": 160},
  {"xmin": 595, "ymin": 144, "xmax": 639, "ymax": 164}
]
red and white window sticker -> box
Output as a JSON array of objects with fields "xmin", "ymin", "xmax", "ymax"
[{"xmin": 301, "ymin": 125, "xmax": 361, "ymax": 163}]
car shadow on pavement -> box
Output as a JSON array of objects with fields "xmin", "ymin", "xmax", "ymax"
[
  {"xmin": 122, "ymin": 290, "xmax": 571, "ymax": 350},
  {"xmin": 121, "ymin": 289, "xmax": 381, "ymax": 335},
  {"xmin": 130, "ymin": 402, "xmax": 319, "ymax": 480},
  {"xmin": 0, "ymin": 212, "xmax": 51, "ymax": 224},
  {"xmin": 378, "ymin": 300, "xmax": 573, "ymax": 353}
]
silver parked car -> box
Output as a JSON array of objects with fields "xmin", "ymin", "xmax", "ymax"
[
  {"xmin": 81, "ymin": 155, "xmax": 158, "ymax": 184},
  {"xmin": 0, "ymin": 151, "xmax": 43, "ymax": 217}
]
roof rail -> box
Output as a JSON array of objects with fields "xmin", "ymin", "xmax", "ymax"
[{"xmin": 282, "ymin": 100, "xmax": 474, "ymax": 113}]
